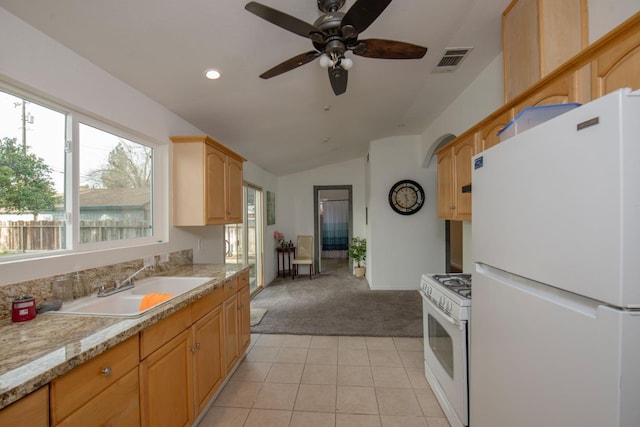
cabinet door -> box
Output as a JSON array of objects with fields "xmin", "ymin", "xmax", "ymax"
[
  {"xmin": 206, "ymin": 146, "xmax": 227, "ymax": 224},
  {"xmin": 50, "ymin": 335, "xmax": 139, "ymax": 425},
  {"xmin": 480, "ymin": 109, "xmax": 513, "ymax": 151},
  {"xmin": 237, "ymin": 284, "xmax": 251, "ymax": 353},
  {"xmin": 56, "ymin": 368, "xmax": 139, "ymax": 427},
  {"xmin": 591, "ymin": 28, "xmax": 640, "ymax": 97},
  {"xmin": 453, "ymin": 137, "xmax": 475, "ymax": 221},
  {"xmin": 0, "ymin": 386, "xmax": 48, "ymax": 427},
  {"xmin": 437, "ymin": 148, "xmax": 454, "ymax": 219},
  {"xmin": 226, "ymin": 156, "xmax": 244, "ymax": 223},
  {"xmin": 140, "ymin": 329, "xmax": 194, "ymax": 427},
  {"xmin": 223, "ymin": 294, "xmax": 239, "ymax": 373},
  {"xmin": 192, "ymin": 306, "xmax": 224, "ymax": 415},
  {"xmin": 503, "ymin": 0, "xmax": 541, "ymax": 101}
]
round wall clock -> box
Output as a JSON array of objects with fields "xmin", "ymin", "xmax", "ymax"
[{"xmin": 388, "ymin": 179, "xmax": 425, "ymax": 215}]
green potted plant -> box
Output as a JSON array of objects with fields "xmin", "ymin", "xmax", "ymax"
[{"xmin": 348, "ymin": 237, "xmax": 367, "ymax": 278}]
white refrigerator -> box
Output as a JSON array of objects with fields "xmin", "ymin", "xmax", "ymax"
[{"xmin": 470, "ymin": 88, "xmax": 640, "ymax": 427}]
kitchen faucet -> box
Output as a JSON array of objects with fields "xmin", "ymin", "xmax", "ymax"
[{"xmin": 97, "ymin": 264, "xmax": 152, "ymax": 297}]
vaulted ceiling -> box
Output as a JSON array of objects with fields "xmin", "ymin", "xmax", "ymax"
[{"xmin": 0, "ymin": 0, "xmax": 511, "ymax": 175}]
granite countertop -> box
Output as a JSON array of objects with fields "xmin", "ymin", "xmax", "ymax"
[{"xmin": 0, "ymin": 263, "xmax": 250, "ymax": 410}]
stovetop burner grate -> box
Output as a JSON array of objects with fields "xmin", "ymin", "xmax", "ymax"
[{"xmin": 431, "ymin": 274, "xmax": 472, "ymax": 299}]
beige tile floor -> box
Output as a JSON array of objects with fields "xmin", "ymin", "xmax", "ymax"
[{"xmin": 198, "ymin": 334, "xmax": 450, "ymax": 427}]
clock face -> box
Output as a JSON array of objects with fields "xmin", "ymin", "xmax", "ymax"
[{"xmin": 388, "ymin": 180, "xmax": 425, "ymax": 215}]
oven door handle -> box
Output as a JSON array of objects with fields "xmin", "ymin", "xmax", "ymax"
[{"xmin": 420, "ymin": 290, "xmax": 462, "ymax": 329}]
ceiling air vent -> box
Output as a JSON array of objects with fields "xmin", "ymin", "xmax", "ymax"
[{"xmin": 433, "ymin": 47, "xmax": 473, "ymax": 73}]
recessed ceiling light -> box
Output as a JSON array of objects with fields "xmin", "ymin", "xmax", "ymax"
[{"xmin": 204, "ymin": 69, "xmax": 221, "ymax": 80}]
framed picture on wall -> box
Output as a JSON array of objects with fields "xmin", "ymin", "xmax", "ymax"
[{"xmin": 267, "ymin": 191, "xmax": 276, "ymax": 225}]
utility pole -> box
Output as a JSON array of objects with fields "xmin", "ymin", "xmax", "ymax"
[
  {"xmin": 21, "ymin": 101, "xmax": 26, "ymax": 151},
  {"xmin": 13, "ymin": 100, "xmax": 31, "ymax": 151}
]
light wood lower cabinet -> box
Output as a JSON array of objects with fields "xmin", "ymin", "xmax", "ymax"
[
  {"xmin": 57, "ymin": 368, "xmax": 139, "ymax": 427},
  {"xmin": 192, "ymin": 305, "xmax": 224, "ymax": 415},
  {"xmin": 139, "ymin": 275, "xmax": 245, "ymax": 426},
  {"xmin": 50, "ymin": 335, "xmax": 139, "ymax": 427},
  {"xmin": 6, "ymin": 272, "xmax": 249, "ymax": 427},
  {"xmin": 238, "ymin": 283, "xmax": 251, "ymax": 352},
  {"xmin": 140, "ymin": 329, "xmax": 194, "ymax": 427},
  {"xmin": 0, "ymin": 386, "xmax": 49, "ymax": 427},
  {"xmin": 223, "ymin": 292, "xmax": 239, "ymax": 373}
]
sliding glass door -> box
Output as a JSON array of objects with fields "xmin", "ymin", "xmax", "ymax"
[{"xmin": 225, "ymin": 184, "xmax": 263, "ymax": 293}]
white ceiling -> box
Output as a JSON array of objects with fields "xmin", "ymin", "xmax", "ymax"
[{"xmin": 0, "ymin": 0, "xmax": 511, "ymax": 176}]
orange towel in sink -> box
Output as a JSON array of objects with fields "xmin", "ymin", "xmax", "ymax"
[{"xmin": 139, "ymin": 293, "xmax": 174, "ymax": 311}]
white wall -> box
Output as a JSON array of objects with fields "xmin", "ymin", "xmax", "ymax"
[
  {"xmin": 0, "ymin": 8, "xmax": 278, "ymax": 285},
  {"xmin": 275, "ymin": 157, "xmax": 366, "ymax": 281},
  {"xmin": 367, "ymin": 136, "xmax": 443, "ymax": 290},
  {"xmin": 588, "ymin": 0, "xmax": 640, "ymax": 43}
]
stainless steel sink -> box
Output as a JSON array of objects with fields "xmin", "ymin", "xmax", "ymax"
[{"xmin": 52, "ymin": 276, "xmax": 213, "ymax": 317}]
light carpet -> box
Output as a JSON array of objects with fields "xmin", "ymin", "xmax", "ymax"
[{"xmin": 250, "ymin": 259, "xmax": 423, "ymax": 337}]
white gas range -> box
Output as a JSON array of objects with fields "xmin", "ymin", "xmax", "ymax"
[{"xmin": 419, "ymin": 273, "xmax": 472, "ymax": 427}]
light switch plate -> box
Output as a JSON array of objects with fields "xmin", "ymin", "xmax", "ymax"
[
  {"xmin": 159, "ymin": 253, "xmax": 169, "ymax": 264},
  {"xmin": 143, "ymin": 256, "xmax": 155, "ymax": 267}
]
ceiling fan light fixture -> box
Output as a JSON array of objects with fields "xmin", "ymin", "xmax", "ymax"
[
  {"xmin": 319, "ymin": 54, "xmax": 333, "ymax": 68},
  {"xmin": 204, "ymin": 69, "xmax": 221, "ymax": 80},
  {"xmin": 340, "ymin": 57, "xmax": 353, "ymax": 70}
]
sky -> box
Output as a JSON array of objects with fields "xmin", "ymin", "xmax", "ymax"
[{"xmin": 0, "ymin": 89, "xmax": 147, "ymax": 193}]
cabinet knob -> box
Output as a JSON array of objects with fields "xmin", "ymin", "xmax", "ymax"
[{"xmin": 101, "ymin": 367, "xmax": 112, "ymax": 377}]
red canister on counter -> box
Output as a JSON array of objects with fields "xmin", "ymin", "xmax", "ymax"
[{"xmin": 12, "ymin": 296, "xmax": 36, "ymax": 322}]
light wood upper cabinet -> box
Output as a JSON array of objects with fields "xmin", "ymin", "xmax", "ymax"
[
  {"xmin": 591, "ymin": 24, "xmax": 640, "ymax": 98},
  {"xmin": 437, "ymin": 134, "xmax": 476, "ymax": 221},
  {"xmin": 503, "ymin": 0, "xmax": 587, "ymax": 102},
  {"xmin": 171, "ymin": 135, "xmax": 246, "ymax": 226},
  {"xmin": 479, "ymin": 109, "xmax": 513, "ymax": 152},
  {"xmin": 435, "ymin": 12, "xmax": 640, "ymax": 222}
]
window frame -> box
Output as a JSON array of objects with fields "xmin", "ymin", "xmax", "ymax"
[{"xmin": 0, "ymin": 82, "xmax": 167, "ymax": 263}]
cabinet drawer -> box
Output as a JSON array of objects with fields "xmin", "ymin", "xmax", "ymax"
[
  {"xmin": 56, "ymin": 367, "xmax": 139, "ymax": 427},
  {"xmin": 191, "ymin": 285, "xmax": 224, "ymax": 321},
  {"xmin": 222, "ymin": 277, "xmax": 238, "ymax": 299},
  {"xmin": 0, "ymin": 386, "xmax": 48, "ymax": 427},
  {"xmin": 140, "ymin": 306, "xmax": 192, "ymax": 359},
  {"xmin": 50, "ymin": 335, "xmax": 138, "ymax": 424},
  {"xmin": 237, "ymin": 271, "xmax": 249, "ymax": 291}
]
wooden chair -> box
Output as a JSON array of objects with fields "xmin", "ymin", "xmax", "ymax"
[{"xmin": 292, "ymin": 235, "xmax": 314, "ymax": 280}]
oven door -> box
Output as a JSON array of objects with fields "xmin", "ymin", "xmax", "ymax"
[{"xmin": 420, "ymin": 291, "xmax": 468, "ymax": 427}]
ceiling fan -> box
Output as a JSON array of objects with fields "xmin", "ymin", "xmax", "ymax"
[{"xmin": 245, "ymin": 0, "xmax": 428, "ymax": 95}]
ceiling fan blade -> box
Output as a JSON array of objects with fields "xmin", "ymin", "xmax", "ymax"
[
  {"xmin": 341, "ymin": 0, "xmax": 392, "ymax": 34},
  {"xmin": 259, "ymin": 51, "xmax": 320, "ymax": 79},
  {"xmin": 353, "ymin": 39, "xmax": 427, "ymax": 59},
  {"xmin": 245, "ymin": 2, "xmax": 320, "ymax": 39},
  {"xmin": 328, "ymin": 68, "xmax": 348, "ymax": 96}
]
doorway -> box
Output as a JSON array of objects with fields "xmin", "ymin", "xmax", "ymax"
[
  {"xmin": 446, "ymin": 220, "xmax": 463, "ymax": 273},
  {"xmin": 313, "ymin": 185, "xmax": 353, "ymax": 274},
  {"xmin": 225, "ymin": 184, "xmax": 263, "ymax": 293}
]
